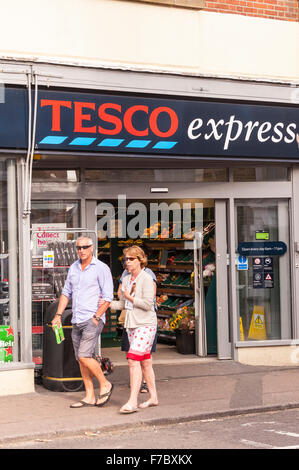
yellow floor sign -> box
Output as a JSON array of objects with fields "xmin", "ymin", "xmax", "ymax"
[
  {"xmin": 240, "ymin": 317, "xmax": 245, "ymax": 341},
  {"xmin": 248, "ymin": 305, "xmax": 267, "ymax": 340}
]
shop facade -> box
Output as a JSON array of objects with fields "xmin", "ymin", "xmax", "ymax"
[{"xmin": 0, "ymin": 64, "xmax": 298, "ymax": 395}]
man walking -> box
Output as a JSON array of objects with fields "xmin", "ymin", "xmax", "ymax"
[{"xmin": 52, "ymin": 236, "xmax": 114, "ymax": 408}]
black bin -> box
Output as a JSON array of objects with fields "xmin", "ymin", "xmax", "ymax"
[
  {"xmin": 175, "ymin": 329, "xmax": 196, "ymax": 355},
  {"xmin": 42, "ymin": 301, "xmax": 84, "ymax": 392}
]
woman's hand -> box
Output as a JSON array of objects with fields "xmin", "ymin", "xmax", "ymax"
[{"xmin": 123, "ymin": 288, "xmax": 134, "ymax": 303}]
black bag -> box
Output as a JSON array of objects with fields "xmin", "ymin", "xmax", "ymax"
[{"xmin": 96, "ymin": 356, "xmax": 114, "ymax": 375}]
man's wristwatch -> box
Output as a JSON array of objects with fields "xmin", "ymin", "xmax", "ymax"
[{"xmin": 93, "ymin": 315, "xmax": 101, "ymax": 321}]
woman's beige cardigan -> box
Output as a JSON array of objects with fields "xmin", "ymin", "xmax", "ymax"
[{"xmin": 110, "ymin": 269, "xmax": 157, "ymax": 329}]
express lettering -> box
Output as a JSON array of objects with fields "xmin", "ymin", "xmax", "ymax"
[
  {"xmin": 40, "ymin": 100, "xmax": 178, "ymax": 138},
  {"xmin": 188, "ymin": 115, "xmax": 297, "ymax": 150}
]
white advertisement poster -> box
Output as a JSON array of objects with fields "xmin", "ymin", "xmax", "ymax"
[
  {"xmin": 32, "ymin": 223, "xmax": 67, "ymax": 255},
  {"xmin": 43, "ymin": 251, "xmax": 54, "ymax": 268}
]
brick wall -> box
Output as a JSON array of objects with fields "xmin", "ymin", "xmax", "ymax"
[
  {"xmin": 204, "ymin": 0, "xmax": 299, "ymax": 21},
  {"xmin": 132, "ymin": 0, "xmax": 298, "ymax": 21}
]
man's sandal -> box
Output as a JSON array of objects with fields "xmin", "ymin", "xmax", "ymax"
[
  {"xmin": 96, "ymin": 383, "xmax": 114, "ymax": 407},
  {"xmin": 140, "ymin": 382, "xmax": 149, "ymax": 393},
  {"xmin": 70, "ymin": 400, "xmax": 96, "ymax": 408}
]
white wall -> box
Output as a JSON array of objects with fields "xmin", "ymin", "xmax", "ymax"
[
  {"xmin": 0, "ymin": 369, "xmax": 34, "ymax": 396},
  {"xmin": 0, "ymin": 1, "xmax": 298, "ymax": 81},
  {"xmin": 238, "ymin": 346, "xmax": 299, "ymax": 367},
  {"xmin": 197, "ymin": 12, "xmax": 299, "ymax": 82}
]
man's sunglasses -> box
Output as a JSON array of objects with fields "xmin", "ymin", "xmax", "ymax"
[
  {"xmin": 76, "ymin": 245, "xmax": 92, "ymax": 251},
  {"xmin": 124, "ymin": 257, "xmax": 137, "ymax": 261}
]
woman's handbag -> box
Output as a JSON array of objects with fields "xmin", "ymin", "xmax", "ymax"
[{"xmin": 118, "ymin": 309, "xmax": 126, "ymax": 325}]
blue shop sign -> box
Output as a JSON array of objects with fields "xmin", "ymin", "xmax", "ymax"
[
  {"xmin": 0, "ymin": 86, "xmax": 298, "ymax": 158},
  {"xmin": 237, "ymin": 255, "xmax": 248, "ymax": 270},
  {"xmin": 237, "ymin": 241, "xmax": 287, "ymax": 257}
]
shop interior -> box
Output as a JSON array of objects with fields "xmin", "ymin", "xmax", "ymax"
[
  {"xmin": 96, "ymin": 198, "xmax": 217, "ymax": 359},
  {"xmin": 30, "ymin": 197, "xmax": 217, "ymax": 369}
]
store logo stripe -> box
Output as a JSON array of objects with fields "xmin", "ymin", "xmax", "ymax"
[
  {"xmin": 126, "ymin": 140, "xmax": 151, "ymax": 148},
  {"xmin": 39, "ymin": 136, "xmax": 68, "ymax": 145},
  {"xmin": 69, "ymin": 137, "xmax": 96, "ymax": 146},
  {"xmin": 152, "ymin": 141, "xmax": 178, "ymax": 149},
  {"xmin": 98, "ymin": 138, "xmax": 124, "ymax": 147}
]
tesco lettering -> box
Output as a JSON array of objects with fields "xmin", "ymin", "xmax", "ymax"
[{"xmin": 41, "ymin": 100, "xmax": 179, "ymax": 138}]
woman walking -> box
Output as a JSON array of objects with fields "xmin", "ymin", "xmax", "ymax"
[{"xmin": 111, "ymin": 245, "xmax": 158, "ymax": 413}]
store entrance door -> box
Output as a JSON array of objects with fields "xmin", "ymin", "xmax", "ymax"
[{"xmin": 86, "ymin": 191, "xmax": 230, "ymax": 359}]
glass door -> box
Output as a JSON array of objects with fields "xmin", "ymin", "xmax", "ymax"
[
  {"xmin": 84, "ymin": 177, "xmax": 232, "ymax": 358},
  {"xmin": 235, "ymin": 199, "xmax": 291, "ymax": 341},
  {"xmin": 94, "ymin": 194, "xmax": 218, "ymax": 356}
]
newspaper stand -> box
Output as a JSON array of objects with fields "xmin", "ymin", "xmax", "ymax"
[{"xmin": 31, "ymin": 228, "xmax": 97, "ymax": 372}]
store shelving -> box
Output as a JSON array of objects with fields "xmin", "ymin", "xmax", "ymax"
[
  {"xmin": 97, "ymin": 238, "xmax": 121, "ymax": 340},
  {"xmin": 143, "ymin": 239, "xmax": 195, "ymax": 342},
  {"xmin": 0, "ymin": 254, "xmax": 9, "ymax": 325},
  {"xmin": 31, "ymin": 240, "xmax": 77, "ymax": 366}
]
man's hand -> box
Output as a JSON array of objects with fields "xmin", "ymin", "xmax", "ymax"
[
  {"xmin": 51, "ymin": 294, "xmax": 69, "ymax": 330},
  {"xmin": 51, "ymin": 314, "xmax": 62, "ymax": 329},
  {"xmin": 95, "ymin": 299, "xmax": 111, "ymax": 319}
]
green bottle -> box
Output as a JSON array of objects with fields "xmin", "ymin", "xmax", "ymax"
[{"xmin": 54, "ymin": 324, "xmax": 65, "ymax": 344}]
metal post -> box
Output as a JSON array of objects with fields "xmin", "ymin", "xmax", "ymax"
[
  {"xmin": 19, "ymin": 158, "xmax": 33, "ymax": 365},
  {"xmin": 194, "ymin": 231, "xmax": 207, "ymax": 356},
  {"xmin": 7, "ymin": 159, "xmax": 19, "ymax": 361},
  {"xmin": 20, "ymin": 215, "xmax": 33, "ymax": 363},
  {"xmin": 228, "ymin": 198, "xmax": 238, "ymax": 360}
]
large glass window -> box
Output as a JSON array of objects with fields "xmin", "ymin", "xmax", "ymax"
[
  {"xmin": 30, "ymin": 200, "xmax": 80, "ymax": 366},
  {"xmin": 32, "ymin": 169, "xmax": 80, "ymax": 183},
  {"xmin": 235, "ymin": 199, "xmax": 291, "ymax": 341},
  {"xmin": 232, "ymin": 167, "xmax": 290, "ymax": 181},
  {"xmin": 0, "ymin": 158, "xmax": 19, "ymax": 364},
  {"xmin": 31, "ymin": 200, "xmax": 80, "ymax": 227},
  {"xmin": 85, "ymin": 168, "xmax": 228, "ymax": 183}
]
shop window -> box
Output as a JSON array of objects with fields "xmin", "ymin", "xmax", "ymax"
[
  {"xmin": 85, "ymin": 168, "xmax": 228, "ymax": 183},
  {"xmin": 31, "ymin": 200, "xmax": 80, "ymax": 227},
  {"xmin": 232, "ymin": 167, "xmax": 290, "ymax": 182},
  {"xmin": 32, "ymin": 169, "xmax": 80, "ymax": 182},
  {"xmin": 235, "ymin": 199, "xmax": 291, "ymax": 341},
  {"xmin": 0, "ymin": 158, "xmax": 19, "ymax": 364},
  {"xmin": 30, "ymin": 200, "xmax": 80, "ymax": 366}
]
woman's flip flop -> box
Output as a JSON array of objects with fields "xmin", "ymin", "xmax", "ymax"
[
  {"xmin": 119, "ymin": 403, "xmax": 138, "ymax": 414},
  {"xmin": 138, "ymin": 400, "xmax": 158, "ymax": 409}
]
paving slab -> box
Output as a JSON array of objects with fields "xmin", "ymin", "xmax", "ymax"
[{"xmin": 1, "ymin": 356, "xmax": 299, "ymax": 445}]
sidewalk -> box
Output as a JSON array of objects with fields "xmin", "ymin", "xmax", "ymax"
[{"xmin": 1, "ymin": 353, "xmax": 299, "ymax": 445}]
